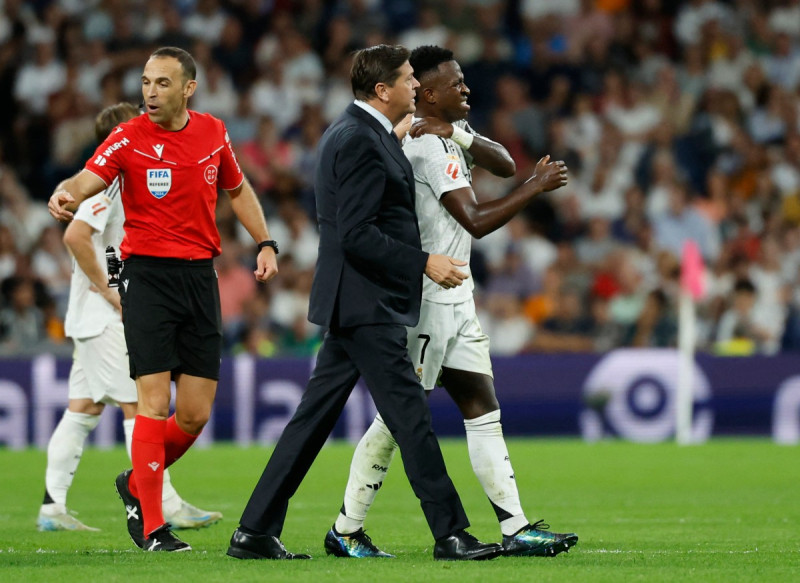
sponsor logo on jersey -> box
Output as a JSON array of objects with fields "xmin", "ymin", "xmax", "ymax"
[
  {"xmin": 204, "ymin": 164, "xmax": 218, "ymax": 184},
  {"xmin": 101, "ymin": 137, "xmax": 130, "ymax": 158},
  {"xmin": 94, "ymin": 155, "xmax": 107, "ymax": 166},
  {"xmin": 147, "ymin": 168, "xmax": 172, "ymax": 198},
  {"xmin": 445, "ymin": 161, "xmax": 460, "ymax": 181},
  {"xmin": 153, "ymin": 144, "xmax": 164, "ymax": 158}
]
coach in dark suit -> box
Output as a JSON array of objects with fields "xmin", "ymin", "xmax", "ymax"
[{"xmin": 227, "ymin": 45, "xmax": 501, "ymax": 561}]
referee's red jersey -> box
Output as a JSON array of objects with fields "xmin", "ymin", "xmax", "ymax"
[{"xmin": 84, "ymin": 110, "xmax": 244, "ymax": 260}]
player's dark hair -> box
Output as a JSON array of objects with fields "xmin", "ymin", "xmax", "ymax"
[
  {"xmin": 350, "ymin": 44, "xmax": 410, "ymax": 100},
  {"xmin": 95, "ymin": 102, "xmax": 139, "ymax": 140},
  {"xmin": 409, "ymin": 45, "xmax": 454, "ymax": 82},
  {"xmin": 150, "ymin": 46, "xmax": 197, "ymax": 82}
]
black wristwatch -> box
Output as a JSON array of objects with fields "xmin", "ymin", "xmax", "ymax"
[{"xmin": 257, "ymin": 240, "xmax": 279, "ymax": 254}]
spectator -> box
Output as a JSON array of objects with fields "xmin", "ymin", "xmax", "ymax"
[
  {"xmin": 714, "ymin": 278, "xmax": 780, "ymax": 354},
  {"xmin": 652, "ymin": 180, "xmax": 721, "ymax": 262},
  {"xmin": 527, "ymin": 285, "xmax": 595, "ymax": 352},
  {"xmin": 0, "ymin": 276, "xmax": 47, "ymax": 355}
]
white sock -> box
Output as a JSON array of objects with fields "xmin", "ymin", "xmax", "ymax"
[
  {"xmin": 161, "ymin": 470, "xmax": 182, "ymax": 513},
  {"xmin": 334, "ymin": 414, "xmax": 397, "ymax": 534},
  {"xmin": 123, "ymin": 417, "xmax": 181, "ymax": 512},
  {"xmin": 44, "ymin": 410, "xmax": 101, "ymax": 507},
  {"xmin": 123, "ymin": 418, "xmax": 135, "ymax": 459},
  {"xmin": 464, "ymin": 409, "xmax": 529, "ymax": 536}
]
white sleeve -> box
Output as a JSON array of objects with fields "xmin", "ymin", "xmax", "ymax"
[
  {"xmin": 405, "ymin": 135, "xmax": 471, "ymax": 200},
  {"xmin": 72, "ymin": 192, "xmax": 113, "ymax": 234}
]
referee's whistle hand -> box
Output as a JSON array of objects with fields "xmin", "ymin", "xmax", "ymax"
[
  {"xmin": 48, "ymin": 190, "xmax": 75, "ymax": 222},
  {"xmin": 254, "ymin": 250, "xmax": 278, "ymax": 283}
]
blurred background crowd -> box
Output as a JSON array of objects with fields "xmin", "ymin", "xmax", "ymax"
[{"xmin": 2, "ymin": 0, "xmax": 800, "ymax": 358}]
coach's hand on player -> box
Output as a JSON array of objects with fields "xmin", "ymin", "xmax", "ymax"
[
  {"xmin": 393, "ymin": 113, "xmax": 413, "ymax": 141},
  {"xmin": 49, "ymin": 189, "xmax": 76, "ymax": 222},
  {"xmin": 408, "ymin": 117, "xmax": 455, "ymax": 140},
  {"xmin": 254, "ymin": 247, "xmax": 278, "ymax": 283},
  {"xmin": 524, "ymin": 155, "xmax": 568, "ymax": 192},
  {"xmin": 425, "ymin": 254, "xmax": 469, "ymax": 289}
]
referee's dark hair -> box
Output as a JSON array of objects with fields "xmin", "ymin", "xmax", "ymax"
[
  {"xmin": 150, "ymin": 46, "xmax": 197, "ymax": 82},
  {"xmin": 350, "ymin": 44, "xmax": 411, "ymax": 101},
  {"xmin": 95, "ymin": 102, "xmax": 139, "ymax": 141},
  {"xmin": 409, "ymin": 45, "xmax": 454, "ymax": 83}
]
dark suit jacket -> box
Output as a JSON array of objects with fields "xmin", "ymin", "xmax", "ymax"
[{"xmin": 309, "ymin": 103, "xmax": 429, "ymax": 328}]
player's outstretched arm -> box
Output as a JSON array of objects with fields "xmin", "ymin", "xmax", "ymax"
[
  {"xmin": 48, "ymin": 170, "xmax": 107, "ymax": 222},
  {"xmin": 441, "ymin": 155, "xmax": 568, "ymax": 239},
  {"xmin": 408, "ymin": 117, "xmax": 515, "ymax": 178},
  {"xmin": 226, "ymin": 177, "xmax": 278, "ymax": 283}
]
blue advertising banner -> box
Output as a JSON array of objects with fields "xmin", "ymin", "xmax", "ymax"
[{"xmin": 1, "ymin": 349, "xmax": 798, "ymax": 449}]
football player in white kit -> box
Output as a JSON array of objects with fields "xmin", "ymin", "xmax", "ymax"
[
  {"xmin": 325, "ymin": 46, "xmax": 578, "ymax": 559},
  {"xmin": 37, "ymin": 103, "xmax": 221, "ymax": 532}
]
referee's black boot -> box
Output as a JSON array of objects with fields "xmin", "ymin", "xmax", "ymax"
[
  {"xmin": 114, "ymin": 469, "xmax": 145, "ymax": 549},
  {"xmin": 433, "ymin": 529, "xmax": 503, "ymax": 561},
  {"xmin": 227, "ymin": 527, "xmax": 312, "ymax": 560}
]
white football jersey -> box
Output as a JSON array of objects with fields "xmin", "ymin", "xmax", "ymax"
[
  {"xmin": 64, "ymin": 179, "xmax": 125, "ymax": 340},
  {"xmin": 403, "ymin": 119, "xmax": 475, "ymax": 304}
]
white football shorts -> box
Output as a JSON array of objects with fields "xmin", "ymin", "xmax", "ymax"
[
  {"xmin": 68, "ymin": 319, "xmax": 137, "ymax": 405},
  {"xmin": 406, "ymin": 297, "xmax": 493, "ymax": 390}
]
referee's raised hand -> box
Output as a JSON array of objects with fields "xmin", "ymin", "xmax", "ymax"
[{"xmin": 48, "ymin": 189, "xmax": 76, "ymax": 222}]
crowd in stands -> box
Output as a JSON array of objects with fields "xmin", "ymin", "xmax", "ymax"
[{"xmin": 2, "ymin": 0, "xmax": 800, "ymax": 357}]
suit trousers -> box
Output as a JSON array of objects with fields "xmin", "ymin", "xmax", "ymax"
[{"xmin": 238, "ymin": 323, "xmax": 470, "ymax": 541}]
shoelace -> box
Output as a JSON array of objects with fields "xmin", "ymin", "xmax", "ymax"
[
  {"xmin": 531, "ymin": 519, "xmax": 551, "ymax": 531},
  {"xmin": 352, "ymin": 529, "xmax": 379, "ymax": 549}
]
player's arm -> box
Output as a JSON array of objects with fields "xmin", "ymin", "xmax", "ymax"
[
  {"xmin": 63, "ymin": 219, "xmax": 121, "ymax": 313},
  {"xmin": 408, "ymin": 117, "xmax": 515, "ymax": 178},
  {"xmin": 441, "ymin": 155, "xmax": 568, "ymax": 239},
  {"xmin": 225, "ymin": 177, "xmax": 278, "ymax": 283},
  {"xmin": 48, "ymin": 170, "xmax": 108, "ymax": 222}
]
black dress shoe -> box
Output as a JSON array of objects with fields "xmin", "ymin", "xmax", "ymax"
[
  {"xmin": 433, "ymin": 529, "xmax": 503, "ymax": 561},
  {"xmin": 226, "ymin": 527, "xmax": 311, "ymax": 560}
]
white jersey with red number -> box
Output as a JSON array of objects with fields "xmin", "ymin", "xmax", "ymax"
[
  {"xmin": 402, "ymin": 118, "xmax": 475, "ymax": 304},
  {"xmin": 84, "ymin": 110, "xmax": 244, "ymax": 260},
  {"xmin": 64, "ymin": 180, "xmax": 125, "ymax": 340}
]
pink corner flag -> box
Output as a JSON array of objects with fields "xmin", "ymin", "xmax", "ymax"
[{"xmin": 681, "ymin": 239, "xmax": 705, "ymax": 299}]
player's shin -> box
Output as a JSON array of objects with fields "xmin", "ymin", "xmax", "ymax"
[
  {"xmin": 44, "ymin": 411, "xmax": 101, "ymax": 507},
  {"xmin": 464, "ymin": 409, "xmax": 529, "ymax": 536},
  {"xmin": 334, "ymin": 414, "xmax": 397, "ymax": 534}
]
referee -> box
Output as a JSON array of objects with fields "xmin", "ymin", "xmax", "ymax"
[{"xmin": 48, "ymin": 47, "xmax": 278, "ymax": 552}]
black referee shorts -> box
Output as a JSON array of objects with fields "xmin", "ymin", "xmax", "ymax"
[{"xmin": 119, "ymin": 256, "xmax": 222, "ymax": 381}]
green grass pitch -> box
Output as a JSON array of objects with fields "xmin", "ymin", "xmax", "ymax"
[{"xmin": 1, "ymin": 439, "xmax": 798, "ymax": 582}]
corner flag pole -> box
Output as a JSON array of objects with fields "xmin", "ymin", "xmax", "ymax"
[{"xmin": 676, "ymin": 240, "xmax": 704, "ymax": 445}]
